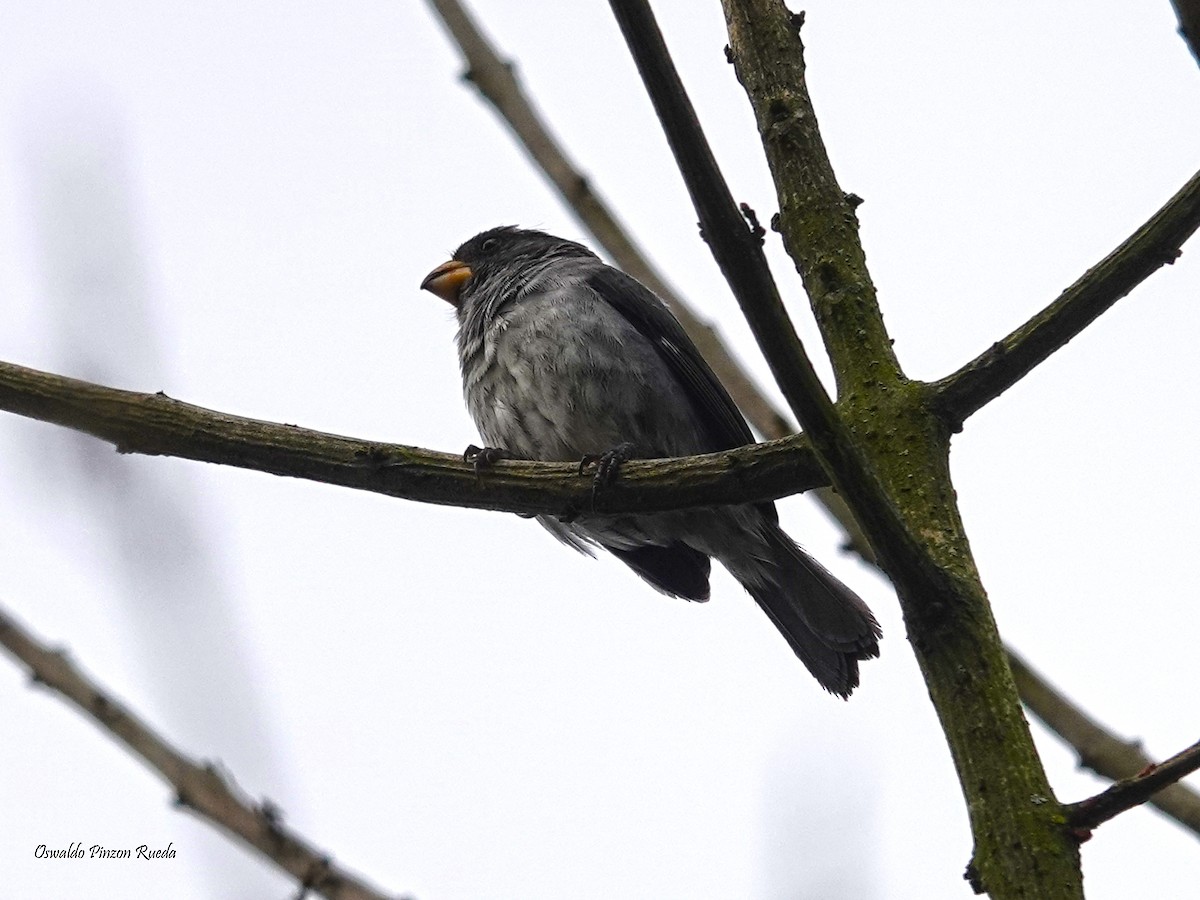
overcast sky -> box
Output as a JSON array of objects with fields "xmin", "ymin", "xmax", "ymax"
[{"xmin": 1, "ymin": 2, "xmax": 1198, "ymax": 899}]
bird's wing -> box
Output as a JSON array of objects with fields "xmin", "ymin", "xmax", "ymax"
[
  {"xmin": 582, "ymin": 266, "xmax": 755, "ymax": 454},
  {"xmin": 583, "ymin": 265, "xmax": 779, "ymax": 526}
]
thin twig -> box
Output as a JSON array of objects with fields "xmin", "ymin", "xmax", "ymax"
[
  {"xmin": 0, "ymin": 359, "xmax": 827, "ymax": 516},
  {"xmin": 0, "ymin": 606, "xmax": 397, "ymax": 900},
  {"xmin": 1171, "ymin": 0, "xmax": 1200, "ymax": 67},
  {"xmin": 1066, "ymin": 739, "xmax": 1200, "ymax": 832},
  {"xmin": 422, "ymin": 0, "xmax": 793, "ymax": 442},
  {"xmin": 933, "ymin": 168, "xmax": 1200, "ymax": 429},
  {"xmin": 1009, "ymin": 649, "xmax": 1200, "ymax": 836}
]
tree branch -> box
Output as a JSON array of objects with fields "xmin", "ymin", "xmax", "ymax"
[
  {"xmin": 719, "ymin": 3, "xmax": 1083, "ymax": 896},
  {"xmin": 608, "ymin": 0, "xmax": 943, "ymax": 614},
  {"xmin": 1171, "ymin": 0, "xmax": 1200, "ymax": 67},
  {"xmin": 0, "ymin": 359, "xmax": 828, "ymax": 515},
  {"xmin": 1009, "ymin": 649, "xmax": 1200, "ymax": 836},
  {"xmin": 1066, "ymin": 739, "xmax": 1200, "ymax": 833},
  {"xmin": 933, "ymin": 167, "xmax": 1200, "ymax": 429},
  {"xmin": 422, "ymin": 0, "xmax": 793, "ymax": 442},
  {"xmin": 0, "ymin": 606, "xmax": 397, "ymax": 900}
]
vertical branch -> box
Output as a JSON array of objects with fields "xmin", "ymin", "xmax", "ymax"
[
  {"xmin": 731, "ymin": 13, "xmax": 903, "ymax": 399},
  {"xmin": 717, "ymin": 2, "xmax": 1084, "ymax": 896}
]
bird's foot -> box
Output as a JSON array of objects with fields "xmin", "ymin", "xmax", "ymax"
[
  {"xmin": 463, "ymin": 444, "xmax": 511, "ymax": 472},
  {"xmin": 578, "ymin": 442, "xmax": 636, "ymax": 500}
]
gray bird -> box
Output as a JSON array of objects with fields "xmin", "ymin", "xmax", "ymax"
[{"xmin": 421, "ymin": 226, "xmax": 880, "ymax": 696}]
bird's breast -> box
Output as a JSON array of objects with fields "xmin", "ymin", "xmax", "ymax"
[{"xmin": 459, "ymin": 292, "xmax": 702, "ymax": 461}]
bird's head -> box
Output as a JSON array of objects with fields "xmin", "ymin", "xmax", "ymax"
[{"xmin": 420, "ymin": 226, "xmax": 595, "ymax": 308}]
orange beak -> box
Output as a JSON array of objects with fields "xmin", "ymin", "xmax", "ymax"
[{"xmin": 420, "ymin": 259, "xmax": 473, "ymax": 306}]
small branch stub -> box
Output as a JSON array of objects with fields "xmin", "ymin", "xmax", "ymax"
[{"xmin": 1066, "ymin": 739, "xmax": 1200, "ymax": 831}]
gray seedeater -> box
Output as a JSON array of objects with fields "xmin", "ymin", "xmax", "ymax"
[{"xmin": 422, "ymin": 226, "xmax": 880, "ymax": 696}]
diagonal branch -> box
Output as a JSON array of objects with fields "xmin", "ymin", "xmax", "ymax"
[
  {"xmin": 1009, "ymin": 649, "xmax": 1200, "ymax": 836},
  {"xmin": 423, "ymin": 0, "xmax": 793, "ymax": 442},
  {"xmin": 1065, "ymin": 738, "xmax": 1200, "ymax": 832},
  {"xmin": 637, "ymin": 0, "xmax": 961, "ymax": 598},
  {"xmin": 0, "ymin": 359, "xmax": 827, "ymax": 515},
  {"xmin": 609, "ymin": 0, "xmax": 961, "ymax": 613},
  {"xmin": 933, "ymin": 168, "xmax": 1200, "ymax": 429},
  {"xmin": 0, "ymin": 606, "xmax": 397, "ymax": 900}
]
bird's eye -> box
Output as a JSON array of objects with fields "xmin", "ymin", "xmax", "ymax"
[{"xmin": 480, "ymin": 238, "xmax": 498, "ymax": 253}]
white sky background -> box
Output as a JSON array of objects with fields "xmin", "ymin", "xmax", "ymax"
[{"xmin": 1, "ymin": 2, "xmax": 1198, "ymax": 898}]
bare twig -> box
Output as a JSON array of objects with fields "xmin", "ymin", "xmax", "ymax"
[
  {"xmin": 0, "ymin": 359, "xmax": 827, "ymax": 516},
  {"xmin": 1009, "ymin": 649, "xmax": 1200, "ymax": 836},
  {"xmin": 1066, "ymin": 739, "xmax": 1200, "ymax": 832},
  {"xmin": 933, "ymin": 168, "xmax": 1200, "ymax": 429},
  {"xmin": 422, "ymin": 0, "xmax": 792, "ymax": 442},
  {"xmin": 0, "ymin": 606, "xmax": 397, "ymax": 900},
  {"xmin": 1171, "ymin": 0, "xmax": 1200, "ymax": 67}
]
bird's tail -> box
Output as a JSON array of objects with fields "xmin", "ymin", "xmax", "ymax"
[{"xmin": 733, "ymin": 520, "xmax": 881, "ymax": 697}]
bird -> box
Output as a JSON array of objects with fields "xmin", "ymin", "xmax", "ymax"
[{"xmin": 420, "ymin": 226, "xmax": 880, "ymax": 696}]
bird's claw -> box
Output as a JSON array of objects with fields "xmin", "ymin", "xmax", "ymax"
[
  {"xmin": 463, "ymin": 444, "xmax": 510, "ymax": 472},
  {"xmin": 578, "ymin": 442, "xmax": 636, "ymax": 494}
]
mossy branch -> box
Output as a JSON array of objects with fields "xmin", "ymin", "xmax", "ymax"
[{"xmin": 718, "ymin": 2, "xmax": 1085, "ymax": 896}]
